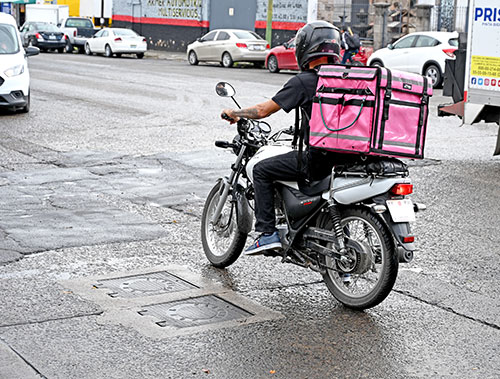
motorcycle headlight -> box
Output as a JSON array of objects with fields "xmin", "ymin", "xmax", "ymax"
[{"xmin": 4, "ymin": 64, "xmax": 25, "ymax": 77}]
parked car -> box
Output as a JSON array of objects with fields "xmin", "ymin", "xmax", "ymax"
[
  {"xmin": 265, "ymin": 37, "xmax": 373, "ymax": 73},
  {"xmin": 187, "ymin": 29, "xmax": 270, "ymax": 68},
  {"xmin": 19, "ymin": 21, "xmax": 66, "ymax": 53},
  {"xmin": 367, "ymin": 31, "xmax": 459, "ymax": 88},
  {"xmin": 0, "ymin": 12, "xmax": 39, "ymax": 113},
  {"xmin": 85, "ymin": 28, "xmax": 147, "ymax": 58},
  {"xmin": 58, "ymin": 17, "xmax": 97, "ymax": 53}
]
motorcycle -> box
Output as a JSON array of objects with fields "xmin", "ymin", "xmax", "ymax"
[{"xmin": 201, "ymin": 82, "xmax": 426, "ymax": 310}]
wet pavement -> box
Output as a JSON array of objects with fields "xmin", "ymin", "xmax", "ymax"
[{"xmin": 0, "ymin": 53, "xmax": 498, "ymax": 378}]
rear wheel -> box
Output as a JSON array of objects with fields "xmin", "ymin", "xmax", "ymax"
[
  {"xmin": 424, "ymin": 64, "xmax": 442, "ymax": 88},
  {"xmin": 201, "ymin": 181, "xmax": 247, "ymax": 268},
  {"xmin": 65, "ymin": 41, "xmax": 73, "ymax": 53},
  {"xmin": 222, "ymin": 52, "xmax": 233, "ymax": 68},
  {"xmin": 319, "ymin": 207, "xmax": 398, "ymax": 310},
  {"xmin": 136, "ymin": 52, "xmax": 144, "ymax": 59},
  {"xmin": 84, "ymin": 43, "xmax": 92, "ymax": 56},
  {"xmin": 188, "ymin": 50, "xmax": 199, "ymax": 65},
  {"xmin": 104, "ymin": 44, "xmax": 113, "ymax": 58},
  {"xmin": 370, "ymin": 60, "xmax": 383, "ymax": 67},
  {"xmin": 267, "ymin": 55, "xmax": 280, "ymax": 73},
  {"xmin": 57, "ymin": 47, "xmax": 64, "ymax": 54}
]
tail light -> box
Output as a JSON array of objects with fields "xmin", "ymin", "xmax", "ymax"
[
  {"xmin": 114, "ymin": 37, "xmax": 122, "ymax": 42},
  {"xmin": 236, "ymin": 43, "xmax": 247, "ymax": 48},
  {"xmin": 63, "ymin": 35, "xmax": 67, "ymax": 40},
  {"xmin": 402, "ymin": 236, "xmax": 415, "ymax": 243},
  {"xmin": 35, "ymin": 33, "xmax": 42, "ymax": 40},
  {"xmin": 390, "ymin": 184, "xmax": 413, "ymax": 196},
  {"xmin": 266, "ymin": 43, "xmax": 270, "ymax": 49},
  {"xmin": 142, "ymin": 37, "xmax": 146, "ymax": 42},
  {"xmin": 73, "ymin": 30, "xmax": 77, "ymax": 37},
  {"xmin": 442, "ymin": 48, "xmax": 456, "ymax": 58}
]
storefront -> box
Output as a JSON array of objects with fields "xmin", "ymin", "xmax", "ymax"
[
  {"xmin": 0, "ymin": 0, "xmax": 36, "ymax": 26},
  {"xmin": 112, "ymin": 0, "xmax": 308, "ymax": 52}
]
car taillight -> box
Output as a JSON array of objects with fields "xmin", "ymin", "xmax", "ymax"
[
  {"xmin": 63, "ymin": 35, "xmax": 67, "ymax": 40},
  {"xmin": 390, "ymin": 184, "xmax": 413, "ymax": 196},
  {"xmin": 266, "ymin": 43, "xmax": 270, "ymax": 49},
  {"xmin": 142, "ymin": 37, "xmax": 146, "ymax": 42},
  {"xmin": 236, "ymin": 43, "xmax": 247, "ymax": 48},
  {"xmin": 443, "ymin": 48, "xmax": 456, "ymax": 58},
  {"xmin": 73, "ymin": 30, "xmax": 76, "ymax": 37},
  {"xmin": 35, "ymin": 33, "xmax": 42, "ymax": 39},
  {"xmin": 114, "ymin": 37, "xmax": 122, "ymax": 42}
]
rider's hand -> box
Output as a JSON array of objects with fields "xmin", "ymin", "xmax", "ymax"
[{"xmin": 221, "ymin": 109, "xmax": 240, "ymax": 124}]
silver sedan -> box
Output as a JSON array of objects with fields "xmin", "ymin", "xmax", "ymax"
[{"xmin": 187, "ymin": 29, "xmax": 269, "ymax": 68}]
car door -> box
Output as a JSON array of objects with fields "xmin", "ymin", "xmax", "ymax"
[
  {"xmin": 95, "ymin": 30, "xmax": 108, "ymax": 53},
  {"xmin": 281, "ymin": 39, "xmax": 297, "ymax": 69},
  {"xmin": 213, "ymin": 31, "xmax": 230, "ymax": 61},
  {"xmin": 88, "ymin": 29, "xmax": 102, "ymax": 52},
  {"xmin": 406, "ymin": 35, "xmax": 440, "ymax": 74},
  {"xmin": 195, "ymin": 31, "xmax": 218, "ymax": 60},
  {"xmin": 386, "ymin": 35, "xmax": 417, "ymax": 72}
]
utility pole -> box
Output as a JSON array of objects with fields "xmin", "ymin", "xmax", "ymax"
[{"xmin": 266, "ymin": 0, "xmax": 273, "ymax": 45}]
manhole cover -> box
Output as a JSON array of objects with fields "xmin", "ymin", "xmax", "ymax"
[
  {"xmin": 94, "ymin": 271, "xmax": 197, "ymax": 298},
  {"xmin": 138, "ymin": 295, "xmax": 253, "ymax": 328}
]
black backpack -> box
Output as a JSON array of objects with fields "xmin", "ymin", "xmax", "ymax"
[{"xmin": 347, "ymin": 33, "xmax": 361, "ymax": 49}]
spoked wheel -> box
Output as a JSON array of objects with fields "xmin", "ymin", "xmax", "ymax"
[
  {"xmin": 105, "ymin": 44, "xmax": 113, "ymax": 58},
  {"xmin": 201, "ymin": 181, "xmax": 248, "ymax": 268},
  {"xmin": 319, "ymin": 207, "xmax": 398, "ymax": 310},
  {"xmin": 267, "ymin": 55, "xmax": 279, "ymax": 73},
  {"xmin": 425, "ymin": 64, "xmax": 442, "ymax": 88},
  {"xmin": 221, "ymin": 52, "xmax": 233, "ymax": 68}
]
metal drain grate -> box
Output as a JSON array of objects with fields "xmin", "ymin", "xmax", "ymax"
[
  {"xmin": 138, "ymin": 295, "xmax": 253, "ymax": 328},
  {"xmin": 94, "ymin": 271, "xmax": 198, "ymax": 298}
]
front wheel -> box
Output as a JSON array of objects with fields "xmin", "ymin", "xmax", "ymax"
[
  {"xmin": 201, "ymin": 181, "xmax": 248, "ymax": 268},
  {"xmin": 188, "ymin": 50, "xmax": 198, "ymax": 65},
  {"xmin": 85, "ymin": 43, "xmax": 92, "ymax": 56},
  {"xmin": 319, "ymin": 207, "xmax": 398, "ymax": 310}
]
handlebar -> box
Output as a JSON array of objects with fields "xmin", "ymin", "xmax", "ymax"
[{"xmin": 221, "ymin": 112, "xmax": 235, "ymax": 122}]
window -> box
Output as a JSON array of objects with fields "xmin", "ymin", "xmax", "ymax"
[
  {"xmin": 232, "ymin": 30, "xmax": 262, "ymax": 40},
  {"xmin": 65, "ymin": 18, "xmax": 93, "ymax": 28},
  {"xmin": 216, "ymin": 31, "xmax": 230, "ymax": 41},
  {"xmin": 415, "ymin": 36, "xmax": 439, "ymax": 48},
  {"xmin": 94, "ymin": 30, "xmax": 104, "ymax": 38},
  {"xmin": 102, "ymin": 30, "xmax": 108, "ymax": 38},
  {"xmin": 200, "ymin": 31, "xmax": 217, "ymax": 42},
  {"xmin": 114, "ymin": 29, "xmax": 139, "ymax": 37},
  {"xmin": 449, "ymin": 38, "xmax": 459, "ymax": 47},
  {"xmin": 0, "ymin": 24, "xmax": 19, "ymax": 54},
  {"xmin": 393, "ymin": 35, "xmax": 416, "ymax": 49}
]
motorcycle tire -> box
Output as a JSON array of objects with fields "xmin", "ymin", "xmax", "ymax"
[
  {"xmin": 318, "ymin": 207, "xmax": 398, "ymax": 310},
  {"xmin": 201, "ymin": 181, "xmax": 248, "ymax": 268}
]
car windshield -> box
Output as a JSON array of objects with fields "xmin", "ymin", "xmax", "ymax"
[
  {"xmin": 449, "ymin": 38, "xmax": 459, "ymax": 47},
  {"xmin": 35, "ymin": 23, "xmax": 61, "ymax": 32},
  {"xmin": 113, "ymin": 29, "xmax": 139, "ymax": 37},
  {"xmin": 0, "ymin": 24, "xmax": 20, "ymax": 54},
  {"xmin": 232, "ymin": 31, "xmax": 263, "ymax": 40},
  {"xmin": 65, "ymin": 18, "xmax": 93, "ymax": 28}
]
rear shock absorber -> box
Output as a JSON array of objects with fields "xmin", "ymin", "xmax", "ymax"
[{"xmin": 328, "ymin": 202, "xmax": 346, "ymax": 254}]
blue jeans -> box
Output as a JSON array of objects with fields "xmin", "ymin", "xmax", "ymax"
[{"xmin": 341, "ymin": 48, "xmax": 359, "ymax": 64}]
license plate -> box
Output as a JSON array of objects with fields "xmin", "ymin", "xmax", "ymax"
[
  {"xmin": 386, "ymin": 199, "xmax": 415, "ymax": 222},
  {"xmin": 130, "ymin": 45, "xmax": 136, "ymax": 48},
  {"xmin": 49, "ymin": 35, "xmax": 56, "ymax": 40},
  {"xmin": 250, "ymin": 45, "xmax": 264, "ymax": 51}
]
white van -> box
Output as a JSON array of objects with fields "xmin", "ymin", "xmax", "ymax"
[{"xmin": 0, "ymin": 12, "xmax": 39, "ymax": 113}]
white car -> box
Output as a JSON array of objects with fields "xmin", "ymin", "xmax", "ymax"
[
  {"xmin": 368, "ymin": 31, "xmax": 459, "ymax": 88},
  {"xmin": 187, "ymin": 29, "xmax": 270, "ymax": 68},
  {"xmin": 85, "ymin": 28, "xmax": 147, "ymax": 59},
  {"xmin": 0, "ymin": 12, "xmax": 39, "ymax": 113}
]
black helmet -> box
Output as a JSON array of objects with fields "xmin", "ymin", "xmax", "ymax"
[{"xmin": 295, "ymin": 21, "xmax": 341, "ymax": 71}]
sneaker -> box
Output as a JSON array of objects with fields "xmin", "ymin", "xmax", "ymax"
[{"xmin": 245, "ymin": 231, "xmax": 282, "ymax": 255}]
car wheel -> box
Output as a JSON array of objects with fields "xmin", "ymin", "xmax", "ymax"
[
  {"xmin": 424, "ymin": 64, "xmax": 442, "ymax": 88},
  {"xmin": 267, "ymin": 55, "xmax": 280, "ymax": 73},
  {"xmin": 57, "ymin": 47, "xmax": 64, "ymax": 54},
  {"xmin": 136, "ymin": 53, "xmax": 144, "ymax": 59},
  {"xmin": 222, "ymin": 52, "xmax": 233, "ymax": 68},
  {"xmin": 188, "ymin": 50, "xmax": 199, "ymax": 65},
  {"xmin": 351, "ymin": 61, "xmax": 363, "ymax": 66},
  {"xmin": 19, "ymin": 91, "xmax": 30, "ymax": 113},
  {"xmin": 65, "ymin": 41, "xmax": 73, "ymax": 53},
  {"xmin": 370, "ymin": 60, "xmax": 383, "ymax": 67},
  {"xmin": 105, "ymin": 44, "xmax": 113, "ymax": 58},
  {"xmin": 85, "ymin": 43, "xmax": 92, "ymax": 56}
]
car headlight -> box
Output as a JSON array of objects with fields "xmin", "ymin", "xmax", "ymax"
[{"xmin": 4, "ymin": 64, "xmax": 25, "ymax": 77}]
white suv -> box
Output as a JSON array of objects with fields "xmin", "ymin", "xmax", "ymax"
[
  {"xmin": 0, "ymin": 12, "xmax": 39, "ymax": 113},
  {"xmin": 368, "ymin": 31, "xmax": 459, "ymax": 88}
]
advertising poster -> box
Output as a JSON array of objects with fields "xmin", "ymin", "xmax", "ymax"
[{"xmin": 469, "ymin": 0, "xmax": 500, "ymax": 92}]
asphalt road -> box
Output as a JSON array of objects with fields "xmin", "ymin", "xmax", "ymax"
[{"xmin": 0, "ymin": 52, "xmax": 499, "ymax": 379}]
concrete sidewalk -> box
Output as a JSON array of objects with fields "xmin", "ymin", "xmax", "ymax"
[{"xmin": 144, "ymin": 49, "xmax": 186, "ymax": 61}]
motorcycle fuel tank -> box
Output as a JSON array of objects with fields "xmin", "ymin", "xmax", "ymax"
[{"xmin": 246, "ymin": 145, "xmax": 293, "ymax": 183}]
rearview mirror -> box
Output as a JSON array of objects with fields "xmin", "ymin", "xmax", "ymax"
[
  {"xmin": 25, "ymin": 46, "xmax": 40, "ymax": 57},
  {"xmin": 388, "ymin": 44, "xmax": 394, "ymax": 50},
  {"xmin": 215, "ymin": 82, "xmax": 235, "ymax": 97}
]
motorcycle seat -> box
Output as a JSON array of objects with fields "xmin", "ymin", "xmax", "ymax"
[{"xmin": 298, "ymin": 175, "xmax": 331, "ymax": 196}]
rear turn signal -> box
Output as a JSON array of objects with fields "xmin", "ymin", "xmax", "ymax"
[
  {"xmin": 236, "ymin": 43, "xmax": 247, "ymax": 48},
  {"xmin": 390, "ymin": 184, "xmax": 413, "ymax": 196},
  {"xmin": 443, "ymin": 48, "xmax": 456, "ymax": 58}
]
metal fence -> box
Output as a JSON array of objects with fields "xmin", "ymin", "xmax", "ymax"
[
  {"xmin": 432, "ymin": 5, "xmax": 469, "ymax": 32},
  {"xmin": 330, "ymin": 2, "xmax": 373, "ymax": 40}
]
